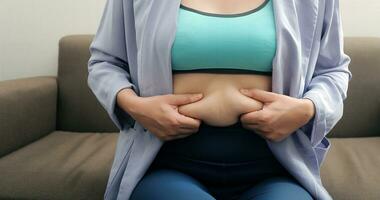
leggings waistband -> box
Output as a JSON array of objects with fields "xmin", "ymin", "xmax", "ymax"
[{"xmin": 155, "ymin": 121, "xmax": 277, "ymax": 163}]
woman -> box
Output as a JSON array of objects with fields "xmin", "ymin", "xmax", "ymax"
[{"xmin": 87, "ymin": 0, "xmax": 352, "ymax": 199}]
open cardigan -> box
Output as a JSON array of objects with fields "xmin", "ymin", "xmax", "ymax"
[{"xmin": 87, "ymin": 0, "xmax": 352, "ymax": 199}]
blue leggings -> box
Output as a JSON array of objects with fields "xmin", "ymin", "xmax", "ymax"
[{"xmin": 130, "ymin": 168, "xmax": 314, "ymax": 200}]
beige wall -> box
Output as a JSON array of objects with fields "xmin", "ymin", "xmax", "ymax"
[
  {"xmin": 1, "ymin": 0, "xmax": 380, "ymax": 81},
  {"xmin": 341, "ymin": 0, "xmax": 380, "ymax": 37},
  {"xmin": 0, "ymin": 0, "xmax": 105, "ymax": 81}
]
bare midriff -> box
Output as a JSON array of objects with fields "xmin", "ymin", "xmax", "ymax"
[{"xmin": 173, "ymin": 72, "xmax": 272, "ymax": 127}]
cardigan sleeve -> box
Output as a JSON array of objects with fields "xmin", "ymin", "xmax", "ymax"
[
  {"xmin": 87, "ymin": 0, "xmax": 137, "ymax": 131},
  {"xmin": 301, "ymin": 0, "xmax": 353, "ymax": 148}
]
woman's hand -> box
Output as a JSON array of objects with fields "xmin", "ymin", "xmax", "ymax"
[
  {"xmin": 121, "ymin": 91, "xmax": 204, "ymax": 141},
  {"xmin": 238, "ymin": 88, "xmax": 315, "ymax": 142}
]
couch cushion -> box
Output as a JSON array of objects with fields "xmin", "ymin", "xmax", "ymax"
[
  {"xmin": 321, "ymin": 137, "xmax": 380, "ymax": 200},
  {"xmin": 0, "ymin": 131, "xmax": 118, "ymax": 200},
  {"xmin": 1, "ymin": 131, "xmax": 379, "ymax": 199}
]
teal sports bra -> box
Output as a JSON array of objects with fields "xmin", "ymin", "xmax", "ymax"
[{"xmin": 171, "ymin": 0, "xmax": 276, "ymax": 75}]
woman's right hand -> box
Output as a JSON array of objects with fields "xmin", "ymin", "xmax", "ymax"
[{"xmin": 121, "ymin": 91, "xmax": 204, "ymax": 141}]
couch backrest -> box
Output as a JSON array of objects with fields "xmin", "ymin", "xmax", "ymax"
[
  {"xmin": 57, "ymin": 35, "xmax": 118, "ymax": 132},
  {"xmin": 328, "ymin": 37, "xmax": 380, "ymax": 138},
  {"xmin": 57, "ymin": 35, "xmax": 380, "ymax": 137}
]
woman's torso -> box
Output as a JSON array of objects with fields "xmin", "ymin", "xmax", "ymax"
[
  {"xmin": 172, "ymin": 0, "xmax": 276, "ymax": 127},
  {"xmin": 148, "ymin": 0, "xmax": 291, "ymax": 184}
]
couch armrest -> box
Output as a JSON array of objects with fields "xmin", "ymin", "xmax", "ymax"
[{"xmin": 0, "ymin": 76, "xmax": 57, "ymax": 157}]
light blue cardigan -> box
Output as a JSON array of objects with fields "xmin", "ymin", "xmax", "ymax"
[{"xmin": 87, "ymin": 0, "xmax": 352, "ymax": 199}]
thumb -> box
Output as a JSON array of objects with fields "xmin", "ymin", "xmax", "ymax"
[
  {"xmin": 169, "ymin": 93, "xmax": 203, "ymax": 106},
  {"xmin": 239, "ymin": 88, "xmax": 276, "ymax": 103}
]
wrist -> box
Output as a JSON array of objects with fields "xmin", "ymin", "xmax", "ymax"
[
  {"xmin": 301, "ymin": 98, "xmax": 315, "ymax": 120},
  {"xmin": 117, "ymin": 88, "xmax": 144, "ymax": 116}
]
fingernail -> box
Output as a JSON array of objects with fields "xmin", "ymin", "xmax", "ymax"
[
  {"xmin": 240, "ymin": 89, "xmax": 248, "ymax": 93},
  {"xmin": 193, "ymin": 93, "xmax": 203, "ymax": 98}
]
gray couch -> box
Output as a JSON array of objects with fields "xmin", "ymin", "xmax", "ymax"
[{"xmin": 0, "ymin": 35, "xmax": 379, "ymax": 200}]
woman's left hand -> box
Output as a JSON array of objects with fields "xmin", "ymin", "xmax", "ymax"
[{"xmin": 238, "ymin": 88, "xmax": 315, "ymax": 142}]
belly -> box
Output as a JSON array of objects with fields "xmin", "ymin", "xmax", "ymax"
[
  {"xmin": 150, "ymin": 72, "xmax": 289, "ymax": 176},
  {"xmin": 173, "ymin": 72, "xmax": 272, "ymax": 126},
  {"xmin": 148, "ymin": 72, "xmax": 287, "ymax": 171}
]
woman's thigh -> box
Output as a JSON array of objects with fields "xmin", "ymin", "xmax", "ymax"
[
  {"xmin": 238, "ymin": 176, "xmax": 314, "ymax": 200},
  {"xmin": 130, "ymin": 168, "xmax": 216, "ymax": 200}
]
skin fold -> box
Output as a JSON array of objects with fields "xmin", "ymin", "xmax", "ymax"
[
  {"xmin": 172, "ymin": 72, "xmax": 314, "ymax": 142},
  {"xmin": 173, "ymin": 73, "xmax": 271, "ymax": 126}
]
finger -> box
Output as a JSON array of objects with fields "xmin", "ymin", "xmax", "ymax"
[
  {"xmin": 168, "ymin": 93, "xmax": 203, "ymax": 106},
  {"xmin": 168, "ymin": 129, "xmax": 196, "ymax": 140},
  {"xmin": 243, "ymin": 123, "xmax": 261, "ymax": 132},
  {"xmin": 248, "ymin": 123, "xmax": 261, "ymax": 130},
  {"xmin": 240, "ymin": 88, "xmax": 276, "ymax": 103},
  {"xmin": 176, "ymin": 113, "xmax": 201, "ymax": 129},
  {"xmin": 240, "ymin": 111, "xmax": 263, "ymax": 125},
  {"xmin": 245, "ymin": 125, "xmax": 265, "ymax": 136},
  {"xmin": 241, "ymin": 121, "xmax": 267, "ymax": 133},
  {"xmin": 178, "ymin": 127, "xmax": 199, "ymax": 134}
]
